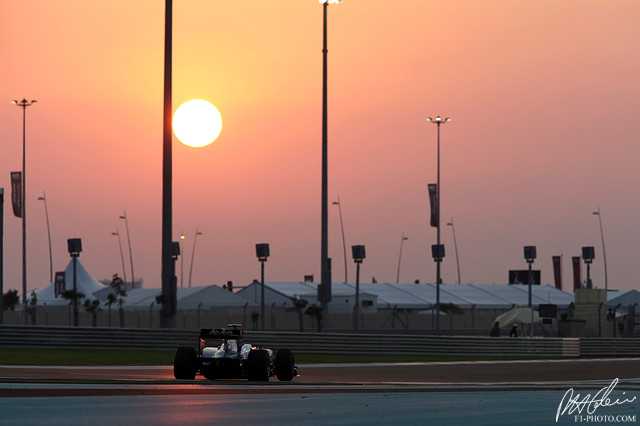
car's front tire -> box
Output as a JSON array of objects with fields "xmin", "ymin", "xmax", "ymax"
[
  {"xmin": 246, "ymin": 349, "xmax": 270, "ymax": 381},
  {"xmin": 174, "ymin": 346, "xmax": 198, "ymax": 380}
]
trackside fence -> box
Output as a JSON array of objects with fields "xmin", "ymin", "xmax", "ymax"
[{"xmin": 1, "ymin": 325, "xmax": 638, "ymax": 357}]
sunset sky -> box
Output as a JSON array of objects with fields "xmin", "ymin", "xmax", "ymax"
[{"xmin": 1, "ymin": 0, "xmax": 639, "ymax": 297}]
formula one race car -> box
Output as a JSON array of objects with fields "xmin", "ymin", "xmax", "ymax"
[{"xmin": 173, "ymin": 324, "xmax": 297, "ymax": 381}]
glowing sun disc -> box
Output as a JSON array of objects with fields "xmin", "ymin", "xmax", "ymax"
[{"xmin": 172, "ymin": 99, "xmax": 222, "ymax": 148}]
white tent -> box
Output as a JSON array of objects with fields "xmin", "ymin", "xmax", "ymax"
[
  {"xmin": 92, "ymin": 284, "xmax": 260, "ymax": 311},
  {"xmin": 239, "ymin": 282, "xmax": 575, "ymax": 311},
  {"xmin": 35, "ymin": 258, "xmax": 105, "ymax": 306},
  {"xmin": 494, "ymin": 306, "xmax": 540, "ymax": 326},
  {"xmin": 177, "ymin": 285, "xmax": 257, "ymax": 310},
  {"xmin": 607, "ymin": 289, "xmax": 640, "ymax": 308}
]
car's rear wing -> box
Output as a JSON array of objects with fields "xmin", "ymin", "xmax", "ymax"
[{"xmin": 200, "ymin": 326, "xmax": 243, "ymax": 340}]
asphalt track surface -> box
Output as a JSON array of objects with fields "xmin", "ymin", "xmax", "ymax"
[{"xmin": 1, "ymin": 359, "xmax": 640, "ymax": 425}]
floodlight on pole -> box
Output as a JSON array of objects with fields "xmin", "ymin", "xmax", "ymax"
[
  {"xmin": 111, "ymin": 229, "xmax": 127, "ymax": 284},
  {"xmin": 318, "ymin": 0, "xmax": 342, "ymax": 329},
  {"xmin": 119, "ymin": 211, "xmax": 135, "ymax": 287},
  {"xmin": 333, "ymin": 197, "xmax": 347, "ymax": 283},
  {"xmin": 179, "ymin": 232, "xmax": 185, "ymax": 288},
  {"xmin": 38, "ymin": 191, "xmax": 53, "ymax": 283},
  {"xmin": 351, "ymin": 245, "xmax": 365, "ymax": 332},
  {"xmin": 170, "ymin": 241, "xmax": 180, "ymax": 308},
  {"xmin": 446, "ymin": 219, "xmax": 461, "ymax": 284},
  {"xmin": 426, "ymin": 115, "xmax": 450, "ymax": 334},
  {"xmin": 582, "ymin": 246, "xmax": 595, "ymax": 289},
  {"xmin": 396, "ymin": 233, "xmax": 408, "ymax": 284},
  {"xmin": 13, "ymin": 98, "xmax": 37, "ymax": 322},
  {"xmin": 256, "ymin": 243, "xmax": 270, "ymax": 331},
  {"xmin": 188, "ymin": 228, "xmax": 203, "ymax": 288},
  {"xmin": 524, "ymin": 245, "xmax": 536, "ymax": 337},
  {"xmin": 592, "ymin": 207, "xmax": 608, "ymax": 290},
  {"xmin": 67, "ymin": 238, "xmax": 82, "ymax": 327}
]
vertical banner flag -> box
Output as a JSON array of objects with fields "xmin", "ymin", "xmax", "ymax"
[
  {"xmin": 552, "ymin": 255, "xmax": 562, "ymax": 291},
  {"xmin": 54, "ymin": 272, "xmax": 66, "ymax": 298},
  {"xmin": 572, "ymin": 256, "xmax": 581, "ymax": 291},
  {"xmin": 428, "ymin": 184, "xmax": 438, "ymax": 227},
  {"xmin": 10, "ymin": 172, "xmax": 22, "ymax": 218}
]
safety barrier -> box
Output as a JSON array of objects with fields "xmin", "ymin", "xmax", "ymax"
[
  {"xmin": 246, "ymin": 331, "xmax": 571, "ymax": 357},
  {"xmin": 0, "ymin": 325, "xmax": 637, "ymax": 357},
  {"xmin": 579, "ymin": 338, "xmax": 640, "ymax": 357},
  {"xmin": 0, "ymin": 325, "xmax": 197, "ymax": 351}
]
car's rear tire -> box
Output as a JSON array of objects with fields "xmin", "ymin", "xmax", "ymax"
[
  {"xmin": 174, "ymin": 346, "xmax": 198, "ymax": 380},
  {"xmin": 246, "ymin": 349, "xmax": 270, "ymax": 381},
  {"xmin": 275, "ymin": 348, "xmax": 295, "ymax": 381}
]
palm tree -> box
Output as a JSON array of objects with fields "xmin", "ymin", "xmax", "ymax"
[
  {"xmin": 60, "ymin": 289, "xmax": 85, "ymax": 326},
  {"xmin": 83, "ymin": 299, "xmax": 101, "ymax": 327},
  {"xmin": 251, "ymin": 312, "xmax": 259, "ymax": 330},
  {"xmin": 304, "ymin": 304, "xmax": 323, "ymax": 332},
  {"xmin": 105, "ymin": 293, "xmax": 116, "ymax": 327},
  {"xmin": 26, "ymin": 290, "xmax": 38, "ymax": 325},
  {"xmin": 291, "ymin": 296, "xmax": 308, "ymax": 332},
  {"xmin": 3, "ymin": 290, "xmax": 19, "ymax": 311},
  {"xmin": 109, "ymin": 274, "xmax": 127, "ymax": 328}
]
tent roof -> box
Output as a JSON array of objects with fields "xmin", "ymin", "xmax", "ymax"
[
  {"xmin": 237, "ymin": 282, "xmax": 575, "ymax": 310},
  {"xmin": 495, "ymin": 306, "xmax": 541, "ymax": 326},
  {"xmin": 98, "ymin": 285, "xmax": 259, "ymax": 310},
  {"xmin": 471, "ymin": 284, "xmax": 574, "ymax": 308},
  {"xmin": 358, "ymin": 283, "xmax": 425, "ymax": 309},
  {"xmin": 35, "ymin": 258, "xmax": 105, "ymax": 305},
  {"xmin": 606, "ymin": 289, "xmax": 640, "ymax": 307},
  {"xmin": 178, "ymin": 285, "xmax": 258, "ymax": 310},
  {"xmin": 236, "ymin": 281, "xmax": 303, "ymax": 308},
  {"xmin": 435, "ymin": 284, "xmax": 514, "ymax": 309}
]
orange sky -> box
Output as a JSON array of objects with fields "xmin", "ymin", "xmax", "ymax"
[{"xmin": 1, "ymin": 0, "xmax": 639, "ymax": 295}]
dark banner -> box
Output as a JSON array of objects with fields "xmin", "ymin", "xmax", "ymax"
[
  {"xmin": 552, "ymin": 255, "xmax": 562, "ymax": 290},
  {"xmin": 428, "ymin": 183, "xmax": 438, "ymax": 227},
  {"xmin": 572, "ymin": 256, "xmax": 581, "ymax": 291},
  {"xmin": 54, "ymin": 271, "xmax": 66, "ymax": 298},
  {"xmin": 10, "ymin": 172, "xmax": 22, "ymax": 218}
]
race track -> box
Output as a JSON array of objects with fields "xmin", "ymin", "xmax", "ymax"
[{"xmin": 1, "ymin": 359, "xmax": 639, "ymax": 425}]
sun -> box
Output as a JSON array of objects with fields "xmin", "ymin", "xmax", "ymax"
[{"xmin": 172, "ymin": 99, "xmax": 223, "ymax": 148}]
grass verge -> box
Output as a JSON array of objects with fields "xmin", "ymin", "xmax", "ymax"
[
  {"xmin": 0, "ymin": 347, "xmax": 560, "ymax": 366},
  {"xmin": 0, "ymin": 348, "xmax": 175, "ymax": 366}
]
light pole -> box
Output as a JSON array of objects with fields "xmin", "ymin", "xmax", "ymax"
[
  {"xmin": 426, "ymin": 115, "xmax": 450, "ymax": 334},
  {"xmin": 524, "ymin": 245, "xmax": 536, "ymax": 337},
  {"xmin": 256, "ymin": 243, "xmax": 270, "ymax": 331},
  {"xmin": 111, "ymin": 229, "xmax": 127, "ymax": 284},
  {"xmin": 188, "ymin": 228, "xmax": 203, "ymax": 287},
  {"xmin": 333, "ymin": 197, "xmax": 347, "ymax": 283},
  {"xmin": 179, "ymin": 232, "xmax": 185, "ymax": 288},
  {"xmin": 318, "ymin": 0, "xmax": 342, "ymax": 327},
  {"xmin": 446, "ymin": 219, "xmax": 461, "ymax": 284},
  {"xmin": 592, "ymin": 207, "xmax": 608, "ymax": 291},
  {"xmin": 161, "ymin": 0, "xmax": 176, "ymax": 328},
  {"xmin": 38, "ymin": 191, "xmax": 53, "ymax": 283},
  {"xmin": 67, "ymin": 238, "xmax": 82, "ymax": 327},
  {"xmin": 396, "ymin": 233, "xmax": 408, "ymax": 284},
  {"xmin": 582, "ymin": 246, "xmax": 595, "ymax": 289},
  {"xmin": 119, "ymin": 211, "xmax": 135, "ymax": 288},
  {"xmin": 351, "ymin": 245, "xmax": 365, "ymax": 332},
  {"xmin": 12, "ymin": 98, "xmax": 37, "ymax": 320},
  {"xmin": 1, "ymin": 188, "xmax": 4, "ymax": 325}
]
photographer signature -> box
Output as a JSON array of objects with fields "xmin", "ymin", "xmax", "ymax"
[{"xmin": 556, "ymin": 378, "xmax": 636, "ymax": 421}]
